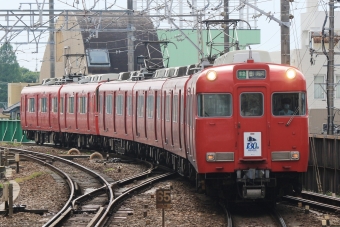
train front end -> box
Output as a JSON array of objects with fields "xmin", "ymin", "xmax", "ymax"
[{"xmin": 191, "ymin": 59, "xmax": 309, "ymax": 201}]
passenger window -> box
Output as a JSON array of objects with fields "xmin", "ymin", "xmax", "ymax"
[
  {"xmin": 197, "ymin": 94, "xmax": 232, "ymax": 117},
  {"xmin": 272, "ymin": 93, "xmax": 306, "ymax": 116},
  {"xmin": 240, "ymin": 93, "xmax": 263, "ymax": 117}
]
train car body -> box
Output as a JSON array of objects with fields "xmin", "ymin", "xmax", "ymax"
[
  {"xmin": 21, "ymin": 85, "xmax": 62, "ymax": 144},
  {"xmin": 59, "ymin": 83, "xmax": 101, "ymax": 147},
  {"xmin": 21, "ymin": 50, "xmax": 309, "ymax": 202}
]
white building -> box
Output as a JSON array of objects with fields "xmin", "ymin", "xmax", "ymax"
[{"xmin": 271, "ymin": 0, "xmax": 340, "ymax": 133}]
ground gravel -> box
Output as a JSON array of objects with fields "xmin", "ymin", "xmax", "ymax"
[
  {"xmin": 0, "ymin": 160, "xmax": 68, "ymax": 227},
  {"xmin": 1, "ymin": 143, "xmax": 340, "ymax": 227}
]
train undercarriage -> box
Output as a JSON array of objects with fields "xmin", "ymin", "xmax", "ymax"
[{"xmin": 25, "ymin": 130, "xmax": 303, "ymax": 203}]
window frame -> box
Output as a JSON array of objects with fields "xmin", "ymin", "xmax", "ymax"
[{"xmin": 197, "ymin": 93, "xmax": 233, "ymax": 118}]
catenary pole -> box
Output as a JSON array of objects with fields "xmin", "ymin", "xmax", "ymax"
[
  {"xmin": 281, "ymin": 0, "xmax": 290, "ymax": 65},
  {"xmin": 327, "ymin": 0, "xmax": 335, "ymax": 135},
  {"xmin": 49, "ymin": 0, "xmax": 55, "ymax": 78},
  {"xmin": 224, "ymin": 0, "xmax": 229, "ymax": 53}
]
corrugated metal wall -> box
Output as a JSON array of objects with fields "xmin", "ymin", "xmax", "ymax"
[
  {"xmin": 303, "ymin": 135, "xmax": 340, "ymax": 194},
  {"xmin": 0, "ymin": 120, "xmax": 30, "ymax": 143}
]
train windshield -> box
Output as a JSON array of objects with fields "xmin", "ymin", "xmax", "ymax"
[
  {"xmin": 240, "ymin": 93, "xmax": 263, "ymax": 117},
  {"xmin": 197, "ymin": 93, "xmax": 232, "ymax": 117},
  {"xmin": 272, "ymin": 92, "xmax": 306, "ymax": 116}
]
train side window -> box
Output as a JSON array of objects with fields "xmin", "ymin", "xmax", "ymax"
[
  {"xmin": 106, "ymin": 95, "xmax": 113, "ymax": 114},
  {"xmin": 60, "ymin": 97, "xmax": 64, "ymax": 113},
  {"xmin": 157, "ymin": 95, "xmax": 161, "ymax": 119},
  {"xmin": 41, "ymin": 97, "xmax": 47, "ymax": 113},
  {"xmin": 165, "ymin": 95, "xmax": 170, "ymax": 121},
  {"xmin": 127, "ymin": 95, "xmax": 132, "ymax": 116},
  {"xmin": 272, "ymin": 92, "xmax": 306, "ymax": 116},
  {"xmin": 68, "ymin": 97, "xmax": 74, "ymax": 114},
  {"xmin": 52, "ymin": 97, "xmax": 58, "ymax": 113},
  {"xmin": 137, "ymin": 93, "xmax": 144, "ymax": 117},
  {"xmin": 240, "ymin": 93, "xmax": 263, "ymax": 117},
  {"xmin": 116, "ymin": 94, "xmax": 123, "ymax": 115},
  {"xmin": 79, "ymin": 97, "xmax": 86, "ymax": 114},
  {"xmin": 197, "ymin": 94, "xmax": 232, "ymax": 117},
  {"xmin": 28, "ymin": 98, "xmax": 35, "ymax": 112},
  {"xmin": 147, "ymin": 94, "xmax": 154, "ymax": 118},
  {"xmin": 173, "ymin": 95, "xmax": 178, "ymax": 122}
]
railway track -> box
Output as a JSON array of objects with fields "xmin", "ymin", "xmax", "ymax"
[
  {"xmin": 283, "ymin": 191, "xmax": 340, "ymax": 213},
  {"xmin": 2, "ymin": 146, "xmax": 176, "ymax": 226},
  {"xmin": 3, "ymin": 147, "xmax": 114, "ymax": 226},
  {"xmin": 224, "ymin": 202, "xmax": 288, "ymax": 227}
]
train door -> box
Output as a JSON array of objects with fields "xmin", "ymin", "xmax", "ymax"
[
  {"xmin": 75, "ymin": 93, "xmax": 78, "ymax": 130},
  {"xmin": 103, "ymin": 92, "xmax": 106, "ymax": 131},
  {"xmin": 113, "ymin": 91, "xmax": 116, "ymax": 133},
  {"xmin": 63, "ymin": 94, "xmax": 67, "ymax": 129},
  {"xmin": 48, "ymin": 94, "xmax": 51, "ymax": 128},
  {"xmin": 124, "ymin": 91, "xmax": 127, "ymax": 135},
  {"xmin": 36, "ymin": 94, "xmax": 39, "ymax": 127},
  {"xmin": 154, "ymin": 91, "xmax": 158, "ymax": 141},
  {"xmin": 24, "ymin": 95, "xmax": 27, "ymax": 127},
  {"xmin": 87, "ymin": 93, "xmax": 90, "ymax": 131},
  {"xmin": 236, "ymin": 87, "xmax": 267, "ymax": 161}
]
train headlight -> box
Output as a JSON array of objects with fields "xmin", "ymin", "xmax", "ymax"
[
  {"xmin": 206, "ymin": 71, "xmax": 217, "ymax": 81},
  {"xmin": 206, "ymin": 153, "xmax": 215, "ymax": 162},
  {"xmin": 286, "ymin": 68, "xmax": 296, "ymax": 79},
  {"xmin": 291, "ymin": 151, "xmax": 300, "ymax": 160}
]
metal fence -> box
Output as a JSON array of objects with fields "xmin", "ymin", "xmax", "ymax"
[{"xmin": 303, "ymin": 134, "xmax": 340, "ymax": 195}]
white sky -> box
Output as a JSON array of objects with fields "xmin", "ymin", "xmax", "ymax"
[{"xmin": 0, "ymin": 0, "xmax": 338, "ymax": 72}]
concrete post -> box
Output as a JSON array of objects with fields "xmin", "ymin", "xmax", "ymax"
[
  {"xmin": 280, "ymin": 0, "xmax": 290, "ymax": 65},
  {"xmin": 15, "ymin": 154, "xmax": 20, "ymax": 173},
  {"xmin": 8, "ymin": 183, "xmax": 13, "ymax": 217}
]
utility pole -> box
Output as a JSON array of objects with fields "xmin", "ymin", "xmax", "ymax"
[
  {"xmin": 49, "ymin": 0, "xmax": 55, "ymax": 78},
  {"xmin": 224, "ymin": 0, "xmax": 229, "ymax": 53},
  {"xmin": 327, "ymin": 0, "xmax": 335, "ymax": 135},
  {"xmin": 127, "ymin": 0, "xmax": 134, "ymax": 71},
  {"xmin": 281, "ymin": 0, "xmax": 290, "ymax": 65}
]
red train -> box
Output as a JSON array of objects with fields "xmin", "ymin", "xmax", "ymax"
[{"xmin": 21, "ymin": 50, "xmax": 309, "ymax": 202}]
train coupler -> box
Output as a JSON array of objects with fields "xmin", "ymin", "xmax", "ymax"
[{"xmin": 242, "ymin": 185, "xmax": 266, "ymax": 199}]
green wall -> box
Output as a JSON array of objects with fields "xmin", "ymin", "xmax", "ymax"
[
  {"xmin": 156, "ymin": 29, "xmax": 261, "ymax": 67},
  {"xmin": 0, "ymin": 120, "xmax": 30, "ymax": 142}
]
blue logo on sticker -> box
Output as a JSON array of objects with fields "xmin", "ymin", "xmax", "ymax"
[
  {"xmin": 247, "ymin": 136, "xmax": 256, "ymax": 141},
  {"xmin": 246, "ymin": 136, "xmax": 259, "ymax": 150}
]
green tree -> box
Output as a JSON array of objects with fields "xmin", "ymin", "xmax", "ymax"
[
  {"xmin": 0, "ymin": 43, "xmax": 21, "ymax": 102},
  {"xmin": 20, "ymin": 67, "xmax": 39, "ymax": 83}
]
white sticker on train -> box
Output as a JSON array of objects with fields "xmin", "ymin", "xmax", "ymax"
[{"xmin": 244, "ymin": 132, "xmax": 261, "ymax": 156}]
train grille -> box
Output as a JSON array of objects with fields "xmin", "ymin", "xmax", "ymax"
[{"xmin": 215, "ymin": 152, "xmax": 234, "ymax": 161}]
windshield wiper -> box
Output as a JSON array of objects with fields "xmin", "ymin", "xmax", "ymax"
[{"xmin": 286, "ymin": 107, "xmax": 299, "ymax": 126}]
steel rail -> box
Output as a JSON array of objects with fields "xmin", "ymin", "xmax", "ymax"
[
  {"xmin": 271, "ymin": 209, "xmax": 287, "ymax": 227},
  {"xmin": 95, "ymin": 171, "xmax": 176, "ymax": 227},
  {"xmin": 3, "ymin": 147, "xmax": 114, "ymax": 226},
  {"xmin": 218, "ymin": 202, "xmax": 233, "ymax": 227},
  {"xmin": 283, "ymin": 195, "xmax": 340, "ymax": 212},
  {"xmin": 8, "ymin": 153, "xmax": 75, "ymax": 227},
  {"xmin": 301, "ymin": 191, "xmax": 340, "ymax": 206},
  {"xmin": 73, "ymin": 160, "xmax": 154, "ymax": 204}
]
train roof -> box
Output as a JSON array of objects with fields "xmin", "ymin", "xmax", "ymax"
[{"xmin": 213, "ymin": 50, "xmax": 272, "ymax": 66}]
